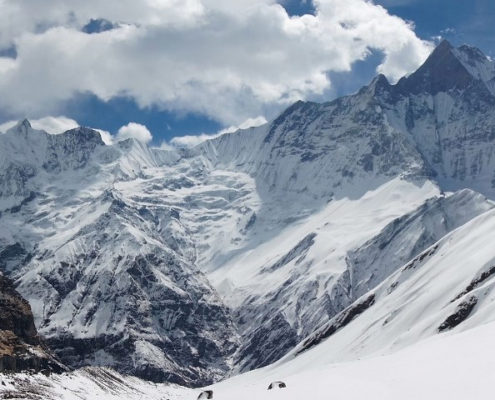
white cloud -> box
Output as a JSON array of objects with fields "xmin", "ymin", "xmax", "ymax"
[
  {"xmin": 372, "ymin": 0, "xmax": 418, "ymax": 6},
  {"xmin": 0, "ymin": 120, "xmax": 16, "ymax": 133},
  {"xmin": 0, "ymin": 116, "xmax": 78, "ymax": 134},
  {"xmin": 116, "ymin": 122, "xmax": 153, "ymax": 143},
  {"xmin": 0, "ymin": 123, "xmax": 14, "ymax": 134},
  {"xmin": 0, "ymin": 0, "xmax": 433, "ymax": 125},
  {"xmin": 0, "ymin": 115, "xmax": 114, "ymax": 145},
  {"xmin": 31, "ymin": 116, "xmax": 79, "ymax": 134},
  {"xmin": 170, "ymin": 115, "xmax": 268, "ymax": 148},
  {"xmin": 217, "ymin": 116, "xmax": 268, "ymax": 135},
  {"xmin": 170, "ymin": 133, "xmax": 223, "ymax": 148},
  {"xmin": 157, "ymin": 141, "xmax": 176, "ymax": 151},
  {"xmin": 94, "ymin": 128, "xmax": 114, "ymax": 145}
]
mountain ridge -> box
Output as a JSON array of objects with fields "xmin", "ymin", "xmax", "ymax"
[{"xmin": 2, "ymin": 40, "xmax": 495, "ymax": 385}]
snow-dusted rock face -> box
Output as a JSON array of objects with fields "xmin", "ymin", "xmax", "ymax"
[
  {"xmin": 224, "ymin": 187, "xmax": 493, "ymax": 372},
  {"xmin": 291, "ymin": 205, "xmax": 495, "ymax": 365},
  {"xmin": 12, "ymin": 189, "xmax": 239, "ymax": 385},
  {"xmin": 0, "ymin": 124, "xmax": 240, "ymax": 386},
  {"xmin": 199, "ymin": 91, "xmax": 428, "ymax": 206},
  {"xmin": 2, "ymin": 40, "xmax": 495, "ymax": 385},
  {"xmin": 200, "ymin": 40, "xmax": 495, "ymax": 372},
  {"xmin": 0, "ymin": 121, "xmax": 104, "ymax": 200}
]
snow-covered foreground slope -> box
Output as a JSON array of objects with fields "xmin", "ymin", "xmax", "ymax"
[
  {"xmin": 211, "ymin": 323, "xmax": 495, "ymax": 400},
  {"xmin": 3, "ymin": 320, "xmax": 495, "ymax": 399}
]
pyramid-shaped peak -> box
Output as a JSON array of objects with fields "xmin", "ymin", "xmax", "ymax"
[
  {"xmin": 422, "ymin": 39, "xmax": 459, "ymax": 68},
  {"xmin": 423, "ymin": 40, "xmax": 492, "ymax": 76},
  {"xmin": 416, "ymin": 39, "xmax": 454, "ymax": 66},
  {"xmin": 394, "ymin": 40, "xmax": 479, "ymax": 95},
  {"xmin": 371, "ymin": 74, "xmax": 390, "ymax": 86},
  {"xmin": 368, "ymin": 73, "xmax": 390, "ymax": 91},
  {"xmin": 435, "ymin": 39, "xmax": 453, "ymax": 51}
]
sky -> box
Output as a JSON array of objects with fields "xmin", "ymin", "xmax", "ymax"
[{"xmin": 0, "ymin": 0, "xmax": 494, "ymax": 146}]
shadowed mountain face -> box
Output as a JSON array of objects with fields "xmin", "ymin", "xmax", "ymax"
[
  {"xmin": 0, "ymin": 274, "xmax": 66, "ymax": 373},
  {"xmin": 202, "ymin": 40, "xmax": 495, "ymax": 200},
  {"xmin": 1, "ymin": 41, "xmax": 495, "ymax": 384}
]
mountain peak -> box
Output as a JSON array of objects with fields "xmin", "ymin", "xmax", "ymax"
[
  {"xmin": 395, "ymin": 40, "xmax": 479, "ymax": 95},
  {"xmin": 363, "ymin": 73, "xmax": 391, "ymax": 96},
  {"xmin": 420, "ymin": 39, "xmax": 463, "ymax": 74},
  {"xmin": 435, "ymin": 39, "xmax": 454, "ymax": 52},
  {"xmin": 18, "ymin": 118, "xmax": 31, "ymax": 128},
  {"xmin": 62, "ymin": 126, "xmax": 105, "ymax": 146},
  {"xmin": 391, "ymin": 40, "xmax": 495, "ymax": 97},
  {"xmin": 9, "ymin": 118, "xmax": 32, "ymax": 135}
]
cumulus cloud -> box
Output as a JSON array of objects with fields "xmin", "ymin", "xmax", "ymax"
[
  {"xmin": 157, "ymin": 141, "xmax": 176, "ymax": 151},
  {"xmin": 0, "ymin": 0, "xmax": 433, "ymax": 125},
  {"xmin": 116, "ymin": 122, "xmax": 153, "ymax": 143},
  {"xmin": 31, "ymin": 116, "xmax": 80, "ymax": 134},
  {"xmin": 94, "ymin": 128, "xmax": 114, "ymax": 145}
]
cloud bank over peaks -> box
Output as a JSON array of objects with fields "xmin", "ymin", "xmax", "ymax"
[
  {"xmin": 0, "ymin": 116, "xmax": 79, "ymax": 134},
  {"xmin": 0, "ymin": 116, "xmax": 144, "ymax": 146},
  {"xmin": 0, "ymin": 0, "xmax": 433, "ymax": 126},
  {"xmin": 0, "ymin": 113, "xmax": 265, "ymax": 149}
]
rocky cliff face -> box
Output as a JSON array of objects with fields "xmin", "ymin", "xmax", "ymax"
[
  {"xmin": 382, "ymin": 40, "xmax": 495, "ymax": 198},
  {"xmin": 0, "ymin": 274, "xmax": 65, "ymax": 373},
  {"xmin": 1, "ymin": 40, "xmax": 495, "ymax": 385}
]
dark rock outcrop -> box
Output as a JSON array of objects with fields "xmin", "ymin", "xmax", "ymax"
[
  {"xmin": 0, "ymin": 274, "xmax": 66, "ymax": 373},
  {"xmin": 439, "ymin": 296, "xmax": 478, "ymax": 332},
  {"xmin": 297, "ymin": 294, "xmax": 376, "ymax": 355}
]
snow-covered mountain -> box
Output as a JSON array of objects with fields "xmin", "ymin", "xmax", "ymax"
[
  {"xmin": 2, "ymin": 40, "xmax": 495, "ymax": 386},
  {"xmin": 201, "ymin": 39, "xmax": 495, "ymax": 371},
  {"xmin": 0, "ymin": 121, "xmax": 240, "ymax": 386}
]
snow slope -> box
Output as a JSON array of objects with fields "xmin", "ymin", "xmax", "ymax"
[
  {"xmin": 289, "ymin": 206, "xmax": 495, "ymax": 363},
  {"xmin": 212, "ymin": 184, "xmax": 493, "ymax": 372},
  {"xmin": 212, "ymin": 320, "xmax": 495, "ymax": 400},
  {"xmin": 3, "ymin": 320, "xmax": 495, "ymax": 400}
]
